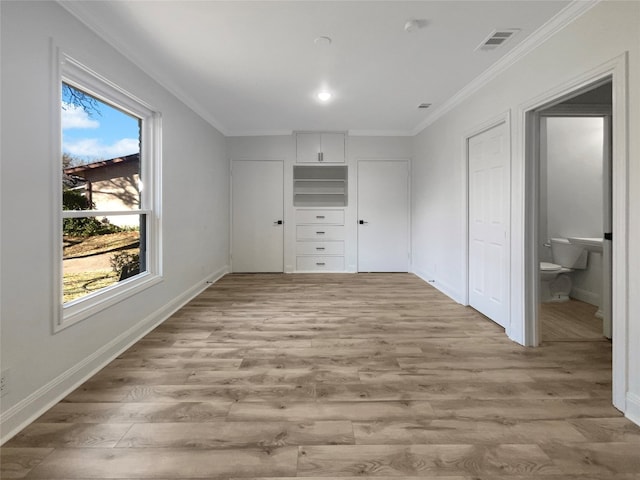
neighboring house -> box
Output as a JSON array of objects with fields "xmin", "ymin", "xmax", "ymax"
[{"xmin": 63, "ymin": 153, "xmax": 140, "ymax": 227}]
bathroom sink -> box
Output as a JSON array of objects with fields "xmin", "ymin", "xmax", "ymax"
[{"xmin": 567, "ymin": 237, "xmax": 603, "ymax": 253}]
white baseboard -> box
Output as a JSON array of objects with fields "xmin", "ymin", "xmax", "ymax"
[
  {"xmin": 626, "ymin": 393, "xmax": 640, "ymax": 427},
  {"xmin": 412, "ymin": 268, "xmax": 463, "ymax": 304},
  {"xmin": 0, "ymin": 265, "xmax": 229, "ymax": 445},
  {"xmin": 571, "ymin": 287, "xmax": 600, "ymax": 306}
]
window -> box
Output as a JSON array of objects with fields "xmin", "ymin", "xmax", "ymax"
[{"xmin": 56, "ymin": 53, "xmax": 161, "ymax": 329}]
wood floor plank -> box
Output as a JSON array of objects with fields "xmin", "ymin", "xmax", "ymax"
[
  {"xmin": 540, "ymin": 299, "xmax": 604, "ymax": 341},
  {"xmin": 3, "ymin": 424, "xmax": 131, "ymax": 448},
  {"xmin": 106, "ymin": 357, "xmax": 243, "ymax": 370},
  {"xmin": 116, "ymin": 421, "xmax": 354, "ymax": 448},
  {"xmin": 233, "ymin": 477, "xmax": 640, "ymax": 480},
  {"xmin": 26, "ymin": 447, "xmax": 298, "ymax": 478},
  {"xmin": 63, "ymin": 384, "xmax": 316, "ymax": 403},
  {"xmin": 0, "ymin": 448, "xmax": 53, "ymax": 479},
  {"xmin": 568, "ymin": 417, "xmax": 640, "ymax": 442},
  {"xmin": 430, "ymin": 398, "xmax": 622, "ymax": 420},
  {"xmin": 353, "ymin": 419, "xmax": 588, "ymax": 445},
  {"xmin": 316, "ymin": 379, "xmax": 609, "ymax": 401},
  {"xmin": 541, "ymin": 442, "xmax": 640, "ymax": 474},
  {"xmin": 358, "ymin": 368, "xmax": 539, "ymax": 383},
  {"xmin": 297, "ymin": 444, "xmax": 561, "ymax": 476},
  {"xmin": 2, "ymin": 273, "xmax": 637, "ymax": 480},
  {"xmin": 228, "ymin": 401, "xmax": 434, "ymax": 422},
  {"xmin": 35, "ymin": 402, "xmax": 231, "ymax": 423},
  {"xmin": 184, "ymin": 367, "xmax": 361, "ymax": 385}
]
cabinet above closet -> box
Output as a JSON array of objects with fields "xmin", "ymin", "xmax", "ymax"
[
  {"xmin": 293, "ymin": 165, "xmax": 347, "ymax": 207},
  {"xmin": 296, "ymin": 132, "xmax": 345, "ymax": 163}
]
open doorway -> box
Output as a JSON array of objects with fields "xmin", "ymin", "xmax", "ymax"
[
  {"xmin": 536, "ymin": 82, "xmax": 612, "ymax": 343},
  {"xmin": 523, "ymin": 56, "xmax": 629, "ymax": 412}
]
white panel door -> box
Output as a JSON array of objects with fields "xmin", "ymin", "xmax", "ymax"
[
  {"xmin": 232, "ymin": 160, "xmax": 283, "ymax": 272},
  {"xmin": 468, "ymin": 123, "xmax": 509, "ymax": 327},
  {"xmin": 358, "ymin": 160, "xmax": 409, "ymax": 272}
]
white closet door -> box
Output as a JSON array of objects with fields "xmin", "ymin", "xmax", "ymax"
[
  {"xmin": 357, "ymin": 160, "xmax": 409, "ymax": 272},
  {"xmin": 231, "ymin": 160, "xmax": 283, "ymax": 272},
  {"xmin": 468, "ymin": 122, "xmax": 509, "ymax": 327}
]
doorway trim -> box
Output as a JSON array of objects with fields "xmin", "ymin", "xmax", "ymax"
[
  {"xmin": 463, "ymin": 111, "xmax": 512, "ymax": 333},
  {"xmin": 520, "ymin": 53, "xmax": 628, "ymax": 411}
]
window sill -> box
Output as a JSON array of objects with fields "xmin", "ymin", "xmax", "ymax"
[{"xmin": 55, "ymin": 272, "xmax": 163, "ymax": 333}]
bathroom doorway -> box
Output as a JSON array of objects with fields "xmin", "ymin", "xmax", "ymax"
[
  {"xmin": 524, "ymin": 56, "xmax": 629, "ymax": 412},
  {"xmin": 536, "ymin": 82, "xmax": 612, "ymax": 343}
]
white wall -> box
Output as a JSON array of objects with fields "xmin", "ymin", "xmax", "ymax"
[
  {"xmin": 227, "ymin": 135, "xmax": 412, "ymax": 272},
  {"xmin": 226, "ymin": 135, "xmax": 295, "ymax": 270},
  {"xmin": 0, "ymin": 1, "xmax": 230, "ymax": 441},
  {"xmin": 411, "ymin": 1, "xmax": 640, "ymax": 422},
  {"xmin": 543, "ymin": 117, "xmax": 604, "ymax": 304},
  {"xmin": 348, "ymin": 136, "xmax": 413, "ymax": 272},
  {"xmin": 546, "ymin": 117, "xmax": 604, "ymax": 240}
]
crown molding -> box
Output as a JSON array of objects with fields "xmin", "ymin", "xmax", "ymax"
[
  {"xmin": 226, "ymin": 130, "xmax": 294, "ymax": 137},
  {"xmin": 348, "ymin": 130, "xmax": 415, "ymax": 137},
  {"xmin": 57, "ymin": 0, "xmax": 231, "ymax": 136},
  {"xmin": 58, "ymin": 0, "xmax": 599, "ymax": 139},
  {"xmin": 410, "ymin": 0, "xmax": 601, "ymax": 136},
  {"xmin": 227, "ymin": 129, "xmax": 415, "ymax": 137}
]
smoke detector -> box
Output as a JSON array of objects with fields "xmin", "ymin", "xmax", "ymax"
[
  {"xmin": 404, "ymin": 19, "xmax": 428, "ymax": 33},
  {"xmin": 314, "ymin": 36, "xmax": 332, "ymax": 46}
]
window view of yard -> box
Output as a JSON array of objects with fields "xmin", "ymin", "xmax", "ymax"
[
  {"xmin": 63, "ymin": 228, "xmax": 141, "ymax": 303},
  {"xmin": 62, "ymin": 82, "xmax": 143, "ymax": 304}
]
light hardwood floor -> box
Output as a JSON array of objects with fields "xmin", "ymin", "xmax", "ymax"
[
  {"xmin": 2, "ymin": 273, "xmax": 639, "ymax": 479},
  {"xmin": 540, "ymin": 299, "xmax": 605, "ymax": 342}
]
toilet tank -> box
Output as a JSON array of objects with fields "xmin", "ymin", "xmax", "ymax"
[{"xmin": 550, "ymin": 238, "xmax": 588, "ymax": 269}]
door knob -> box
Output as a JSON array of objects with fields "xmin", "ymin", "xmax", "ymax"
[
  {"xmin": 359, "ymin": 220, "xmax": 368, "ymax": 225},
  {"xmin": 274, "ymin": 220, "xmax": 283, "ymax": 225}
]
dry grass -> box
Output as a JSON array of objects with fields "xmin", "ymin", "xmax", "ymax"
[
  {"xmin": 63, "ymin": 270, "xmax": 118, "ymax": 303},
  {"xmin": 63, "ymin": 231, "xmax": 139, "ymax": 259},
  {"xmin": 62, "ymin": 231, "xmax": 139, "ymax": 302}
]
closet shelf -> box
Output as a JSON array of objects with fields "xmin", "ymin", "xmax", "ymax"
[{"xmin": 293, "ymin": 165, "xmax": 347, "ymax": 207}]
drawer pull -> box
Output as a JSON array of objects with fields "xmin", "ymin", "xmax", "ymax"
[
  {"xmin": 316, "ymin": 247, "xmax": 325, "ymax": 251},
  {"xmin": 316, "ymin": 262, "xmax": 326, "ymax": 266},
  {"xmin": 316, "ymin": 231, "xmax": 325, "ymax": 235},
  {"xmin": 316, "ymin": 215, "xmax": 325, "ymax": 219}
]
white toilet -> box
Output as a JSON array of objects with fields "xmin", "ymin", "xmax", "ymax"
[{"xmin": 540, "ymin": 238, "xmax": 588, "ymax": 302}]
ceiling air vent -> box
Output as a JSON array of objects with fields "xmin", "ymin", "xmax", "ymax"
[
  {"xmin": 477, "ymin": 29, "xmax": 520, "ymax": 51},
  {"xmin": 418, "ymin": 103, "xmax": 431, "ymax": 109}
]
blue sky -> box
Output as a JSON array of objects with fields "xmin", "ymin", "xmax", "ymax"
[{"xmin": 62, "ymin": 84, "xmax": 140, "ymax": 163}]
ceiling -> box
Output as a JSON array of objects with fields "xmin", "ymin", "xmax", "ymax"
[{"xmin": 60, "ymin": 1, "xmax": 591, "ymax": 136}]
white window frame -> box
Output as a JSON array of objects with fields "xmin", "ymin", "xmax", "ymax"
[{"xmin": 53, "ymin": 50, "xmax": 162, "ymax": 332}]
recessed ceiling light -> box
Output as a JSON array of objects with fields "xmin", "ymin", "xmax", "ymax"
[
  {"xmin": 317, "ymin": 91, "xmax": 332, "ymax": 102},
  {"xmin": 314, "ymin": 36, "xmax": 332, "ymax": 46}
]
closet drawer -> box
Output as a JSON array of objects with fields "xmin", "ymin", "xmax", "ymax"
[
  {"xmin": 296, "ymin": 241, "xmax": 344, "ymax": 256},
  {"xmin": 295, "ymin": 209, "xmax": 344, "ymax": 225},
  {"xmin": 296, "ymin": 225, "xmax": 345, "ymax": 241},
  {"xmin": 296, "ymin": 256, "xmax": 344, "ymax": 271}
]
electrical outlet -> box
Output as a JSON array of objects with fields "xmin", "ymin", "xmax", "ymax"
[{"xmin": 0, "ymin": 369, "xmax": 9, "ymax": 397}]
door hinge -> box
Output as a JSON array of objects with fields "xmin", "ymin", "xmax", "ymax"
[{"xmin": 604, "ymin": 232, "xmax": 612, "ymax": 241}]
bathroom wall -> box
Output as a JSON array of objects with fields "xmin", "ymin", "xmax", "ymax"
[{"xmin": 541, "ymin": 116, "xmax": 604, "ymax": 305}]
